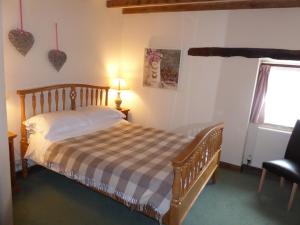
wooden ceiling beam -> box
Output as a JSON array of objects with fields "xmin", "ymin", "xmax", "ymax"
[
  {"xmin": 107, "ymin": 0, "xmax": 300, "ymax": 14},
  {"xmin": 107, "ymin": 0, "xmax": 216, "ymax": 8},
  {"xmin": 188, "ymin": 47, "xmax": 300, "ymax": 60},
  {"xmin": 111, "ymin": 0, "xmax": 300, "ymax": 14}
]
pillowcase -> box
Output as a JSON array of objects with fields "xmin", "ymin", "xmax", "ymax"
[
  {"xmin": 24, "ymin": 110, "xmax": 90, "ymax": 140},
  {"xmin": 78, "ymin": 106, "xmax": 125, "ymax": 122},
  {"xmin": 47, "ymin": 117, "xmax": 124, "ymax": 142},
  {"xmin": 24, "ymin": 106, "xmax": 125, "ymax": 140}
]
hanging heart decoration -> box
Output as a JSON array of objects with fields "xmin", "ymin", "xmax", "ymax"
[
  {"xmin": 48, "ymin": 50, "xmax": 67, "ymax": 72},
  {"xmin": 8, "ymin": 29, "xmax": 34, "ymax": 56},
  {"xmin": 48, "ymin": 23, "xmax": 67, "ymax": 72},
  {"xmin": 8, "ymin": 0, "xmax": 35, "ymax": 56}
]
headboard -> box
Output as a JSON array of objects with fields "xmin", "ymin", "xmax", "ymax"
[{"xmin": 16, "ymin": 83, "xmax": 110, "ymax": 177}]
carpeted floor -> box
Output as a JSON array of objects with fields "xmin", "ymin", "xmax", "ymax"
[{"xmin": 13, "ymin": 167, "xmax": 300, "ymax": 225}]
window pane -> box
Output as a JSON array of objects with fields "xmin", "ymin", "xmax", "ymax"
[{"xmin": 264, "ymin": 66, "xmax": 300, "ymax": 127}]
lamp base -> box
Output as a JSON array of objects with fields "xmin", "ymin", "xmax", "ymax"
[{"xmin": 115, "ymin": 92, "xmax": 122, "ymax": 110}]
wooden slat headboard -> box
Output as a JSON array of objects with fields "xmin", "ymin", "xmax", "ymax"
[{"xmin": 16, "ymin": 83, "xmax": 110, "ymax": 177}]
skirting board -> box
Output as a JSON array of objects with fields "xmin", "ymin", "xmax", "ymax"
[
  {"xmin": 220, "ymin": 161, "xmax": 264, "ymax": 175},
  {"xmin": 219, "ymin": 161, "xmax": 241, "ymax": 171}
]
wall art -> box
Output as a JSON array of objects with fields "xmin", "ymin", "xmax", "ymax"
[{"xmin": 143, "ymin": 48, "xmax": 181, "ymax": 90}]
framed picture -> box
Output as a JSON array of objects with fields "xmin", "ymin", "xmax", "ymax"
[{"xmin": 143, "ymin": 48, "xmax": 181, "ymax": 90}]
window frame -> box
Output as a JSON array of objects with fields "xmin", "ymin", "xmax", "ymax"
[{"xmin": 251, "ymin": 60, "xmax": 300, "ymax": 130}]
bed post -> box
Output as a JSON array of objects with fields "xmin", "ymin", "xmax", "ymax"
[
  {"xmin": 19, "ymin": 93, "xmax": 28, "ymax": 178},
  {"xmin": 212, "ymin": 148, "xmax": 222, "ymax": 184},
  {"xmin": 169, "ymin": 166, "xmax": 182, "ymax": 225}
]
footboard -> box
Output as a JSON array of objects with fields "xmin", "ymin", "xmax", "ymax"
[{"xmin": 167, "ymin": 123, "xmax": 224, "ymax": 225}]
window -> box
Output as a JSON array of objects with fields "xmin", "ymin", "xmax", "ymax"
[
  {"xmin": 264, "ymin": 66, "xmax": 300, "ymax": 127},
  {"xmin": 250, "ymin": 62, "xmax": 300, "ymax": 128}
]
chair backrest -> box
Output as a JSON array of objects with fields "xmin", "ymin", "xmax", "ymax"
[{"xmin": 285, "ymin": 120, "xmax": 300, "ymax": 163}]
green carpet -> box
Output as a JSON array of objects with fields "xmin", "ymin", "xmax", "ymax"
[{"xmin": 13, "ymin": 167, "xmax": 300, "ymax": 225}]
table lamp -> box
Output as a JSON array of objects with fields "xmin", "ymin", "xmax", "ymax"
[{"xmin": 112, "ymin": 78, "xmax": 128, "ymax": 110}]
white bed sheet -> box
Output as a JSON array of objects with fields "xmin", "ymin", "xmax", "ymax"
[{"xmin": 26, "ymin": 118, "xmax": 128, "ymax": 165}]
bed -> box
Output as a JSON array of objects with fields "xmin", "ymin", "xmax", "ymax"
[{"xmin": 17, "ymin": 83, "xmax": 224, "ymax": 225}]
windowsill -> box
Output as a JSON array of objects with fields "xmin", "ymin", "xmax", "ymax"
[{"xmin": 251, "ymin": 123, "xmax": 293, "ymax": 134}]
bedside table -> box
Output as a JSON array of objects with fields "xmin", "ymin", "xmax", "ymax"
[
  {"xmin": 8, "ymin": 132, "xmax": 19, "ymax": 193},
  {"xmin": 118, "ymin": 108, "xmax": 130, "ymax": 121}
]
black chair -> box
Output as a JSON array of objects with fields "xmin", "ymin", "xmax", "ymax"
[{"xmin": 257, "ymin": 120, "xmax": 300, "ymax": 210}]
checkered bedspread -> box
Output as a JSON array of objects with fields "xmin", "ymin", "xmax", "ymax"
[{"xmin": 44, "ymin": 122, "xmax": 191, "ymax": 220}]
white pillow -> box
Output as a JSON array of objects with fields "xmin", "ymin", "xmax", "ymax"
[
  {"xmin": 78, "ymin": 106, "xmax": 125, "ymax": 122},
  {"xmin": 24, "ymin": 110, "xmax": 90, "ymax": 140},
  {"xmin": 24, "ymin": 107, "xmax": 126, "ymax": 140},
  {"xmin": 48, "ymin": 117, "xmax": 125, "ymax": 141}
]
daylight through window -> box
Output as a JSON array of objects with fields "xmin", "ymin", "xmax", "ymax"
[{"xmin": 250, "ymin": 63, "xmax": 300, "ymax": 128}]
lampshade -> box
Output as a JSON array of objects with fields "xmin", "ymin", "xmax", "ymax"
[{"xmin": 111, "ymin": 78, "xmax": 128, "ymax": 91}]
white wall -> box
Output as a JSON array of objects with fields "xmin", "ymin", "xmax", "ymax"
[
  {"xmin": 0, "ymin": 0, "xmax": 13, "ymax": 224},
  {"xmin": 120, "ymin": 8, "xmax": 300, "ymax": 166},
  {"xmin": 244, "ymin": 124, "xmax": 291, "ymax": 168},
  {"xmin": 215, "ymin": 8, "xmax": 300, "ymax": 165},
  {"xmin": 213, "ymin": 58, "xmax": 259, "ymax": 165},
  {"xmin": 120, "ymin": 11, "xmax": 229, "ymax": 129},
  {"xmin": 3, "ymin": 0, "xmax": 123, "ymax": 162}
]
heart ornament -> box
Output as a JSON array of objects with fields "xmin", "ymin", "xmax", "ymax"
[
  {"xmin": 48, "ymin": 49, "xmax": 67, "ymax": 72},
  {"xmin": 8, "ymin": 29, "xmax": 34, "ymax": 56}
]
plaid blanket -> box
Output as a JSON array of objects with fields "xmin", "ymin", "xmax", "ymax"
[{"xmin": 44, "ymin": 122, "xmax": 191, "ymax": 221}]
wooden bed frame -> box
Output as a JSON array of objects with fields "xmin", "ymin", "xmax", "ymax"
[{"xmin": 17, "ymin": 83, "xmax": 224, "ymax": 225}]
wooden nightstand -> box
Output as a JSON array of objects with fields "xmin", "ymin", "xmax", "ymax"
[
  {"xmin": 8, "ymin": 132, "xmax": 19, "ymax": 193},
  {"xmin": 119, "ymin": 108, "xmax": 130, "ymax": 121}
]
